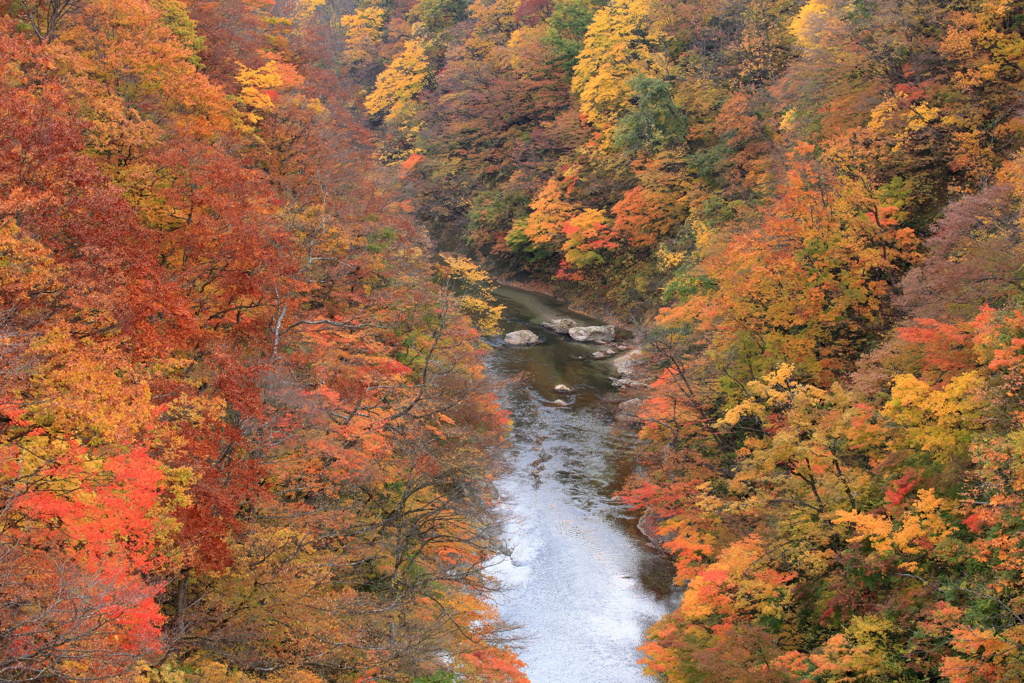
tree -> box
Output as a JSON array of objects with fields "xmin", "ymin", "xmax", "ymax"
[
  {"xmin": 365, "ymin": 34, "xmax": 432, "ymax": 138},
  {"xmin": 571, "ymin": 0, "xmax": 669, "ymax": 135}
]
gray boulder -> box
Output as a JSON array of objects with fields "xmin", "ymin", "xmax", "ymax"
[
  {"xmin": 504, "ymin": 329, "xmax": 541, "ymax": 345},
  {"xmin": 541, "ymin": 318, "xmax": 578, "ymax": 334},
  {"xmin": 611, "ymin": 349, "xmax": 643, "ymax": 377},
  {"xmin": 615, "ymin": 398, "xmax": 644, "ymax": 423},
  {"xmin": 620, "ymin": 398, "xmax": 643, "ymax": 412},
  {"xmin": 569, "ymin": 325, "xmax": 615, "ymax": 343}
]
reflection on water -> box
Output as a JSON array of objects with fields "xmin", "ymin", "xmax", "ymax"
[{"xmin": 486, "ymin": 286, "xmax": 678, "ymax": 683}]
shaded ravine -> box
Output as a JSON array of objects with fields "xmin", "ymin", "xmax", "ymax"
[{"xmin": 485, "ymin": 285, "xmax": 678, "ymax": 682}]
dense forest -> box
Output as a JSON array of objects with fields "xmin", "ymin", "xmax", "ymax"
[
  {"xmin": 353, "ymin": 0, "xmax": 1024, "ymax": 677},
  {"xmin": 5, "ymin": 0, "xmax": 1024, "ymax": 680},
  {"xmin": 0, "ymin": 1, "xmax": 523, "ymax": 681}
]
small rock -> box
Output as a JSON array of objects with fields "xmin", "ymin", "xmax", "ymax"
[
  {"xmin": 611, "ymin": 377, "xmax": 635, "ymax": 389},
  {"xmin": 504, "ymin": 329, "xmax": 541, "ymax": 345},
  {"xmin": 554, "ymin": 384, "xmax": 572, "ymax": 393},
  {"xmin": 591, "ymin": 351, "xmax": 607, "ymax": 359},
  {"xmin": 568, "ymin": 325, "xmax": 616, "ymax": 343},
  {"xmin": 541, "ymin": 318, "xmax": 578, "ymax": 334},
  {"xmin": 551, "ymin": 399, "xmax": 569, "ymax": 407}
]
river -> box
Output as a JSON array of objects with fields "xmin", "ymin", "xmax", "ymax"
[{"xmin": 485, "ymin": 285, "xmax": 678, "ymax": 682}]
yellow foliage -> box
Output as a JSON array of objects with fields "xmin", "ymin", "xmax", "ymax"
[
  {"xmin": 237, "ymin": 60, "xmax": 304, "ymax": 94},
  {"xmin": 835, "ymin": 489, "xmax": 954, "ymax": 567},
  {"xmin": 654, "ymin": 245, "xmax": 688, "ymax": 272},
  {"xmin": 29, "ymin": 325, "xmax": 154, "ymax": 446},
  {"xmin": 677, "ymin": 535, "xmax": 794, "ymax": 623},
  {"xmin": 519, "ymin": 174, "xmax": 576, "ymax": 246},
  {"xmin": 571, "ymin": 0, "xmax": 668, "ymax": 132},
  {"xmin": 455, "ymin": 295, "xmax": 504, "ymax": 335},
  {"xmin": 142, "ymin": 657, "xmax": 328, "ymax": 682},
  {"xmin": 339, "ymin": 7, "xmax": 387, "ymax": 65},
  {"xmin": 235, "ymin": 60, "xmax": 306, "ymax": 122},
  {"xmin": 0, "ymin": 217, "xmax": 63, "ymax": 317},
  {"xmin": 436, "ymin": 254, "xmax": 505, "ymax": 335},
  {"xmin": 717, "ymin": 363, "xmax": 828, "ymax": 429},
  {"xmin": 562, "ymin": 207, "xmax": 613, "ymax": 268},
  {"xmin": 440, "ymin": 253, "xmax": 494, "ymax": 286},
  {"xmin": 808, "ymin": 615, "xmax": 907, "ymax": 680},
  {"xmin": 884, "ymin": 371, "xmax": 990, "ymax": 458},
  {"xmin": 789, "ymin": 0, "xmax": 849, "ymax": 54},
  {"xmin": 293, "ymin": 0, "xmax": 327, "ymax": 22},
  {"xmin": 364, "ymin": 36, "xmax": 430, "ymax": 133}
]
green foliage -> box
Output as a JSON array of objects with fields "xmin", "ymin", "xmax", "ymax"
[
  {"xmin": 152, "ymin": 0, "xmax": 205, "ymax": 64},
  {"xmin": 504, "ymin": 218, "xmax": 559, "ymax": 263},
  {"xmin": 542, "ymin": 0, "xmax": 600, "ymax": 77},
  {"xmin": 412, "ymin": 673, "xmax": 461, "ymax": 683},
  {"xmin": 410, "ymin": 0, "xmax": 469, "ymax": 35},
  {"xmin": 467, "ymin": 187, "xmax": 533, "ymax": 248},
  {"xmin": 611, "ymin": 75, "xmax": 688, "ymax": 153},
  {"xmin": 367, "ymin": 225, "xmax": 398, "ymax": 252}
]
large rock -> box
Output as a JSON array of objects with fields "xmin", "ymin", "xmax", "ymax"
[
  {"xmin": 568, "ymin": 325, "xmax": 615, "ymax": 343},
  {"xmin": 611, "ymin": 349, "xmax": 643, "ymax": 376},
  {"xmin": 615, "ymin": 398, "xmax": 643, "ymax": 423},
  {"xmin": 504, "ymin": 329, "xmax": 540, "ymax": 345},
  {"xmin": 541, "ymin": 318, "xmax": 578, "ymax": 334}
]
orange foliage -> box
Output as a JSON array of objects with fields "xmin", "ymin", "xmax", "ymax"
[{"xmin": 0, "ymin": 4, "xmax": 521, "ymax": 680}]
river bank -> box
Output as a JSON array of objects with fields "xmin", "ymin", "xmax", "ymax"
[{"xmin": 492, "ymin": 272, "xmax": 650, "ymax": 332}]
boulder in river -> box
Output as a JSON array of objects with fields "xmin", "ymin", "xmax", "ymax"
[
  {"xmin": 554, "ymin": 384, "xmax": 572, "ymax": 393},
  {"xmin": 591, "ymin": 351, "xmax": 607, "ymax": 359},
  {"xmin": 569, "ymin": 325, "xmax": 615, "ymax": 343},
  {"xmin": 541, "ymin": 318, "xmax": 578, "ymax": 334},
  {"xmin": 504, "ymin": 329, "xmax": 541, "ymax": 345},
  {"xmin": 551, "ymin": 399, "xmax": 569, "ymax": 407}
]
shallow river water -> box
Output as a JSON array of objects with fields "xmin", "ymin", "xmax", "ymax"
[{"xmin": 485, "ymin": 285, "xmax": 678, "ymax": 682}]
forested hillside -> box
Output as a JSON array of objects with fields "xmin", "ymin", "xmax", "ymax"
[
  {"xmin": 0, "ymin": 1, "xmax": 524, "ymax": 681},
  {"xmin": 349, "ymin": 0, "xmax": 1024, "ymax": 678},
  {"xmin": 9, "ymin": 0, "xmax": 1024, "ymax": 680}
]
